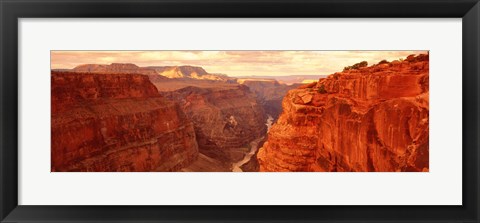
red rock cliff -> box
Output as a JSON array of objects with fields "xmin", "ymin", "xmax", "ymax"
[
  {"xmin": 257, "ymin": 54, "xmax": 429, "ymax": 172},
  {"xmin": 51, "ymin": 71, "xmax": 198, "ymax": 171}
]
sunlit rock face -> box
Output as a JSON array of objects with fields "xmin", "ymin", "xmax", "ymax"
[
  {"xmin": 51, "ymin": 71, "xmax": 198, "ymax": 172},
  {"xmin": 163, "ymin": 84, "xmax": 267, "ymax": 163},
  {"xmin": 148, "ymin": 65, "xmax": 235, "ymax": 82},
  {"xmin": 258, "ymin": 54, "xmax": 429, "ymax": 172}
]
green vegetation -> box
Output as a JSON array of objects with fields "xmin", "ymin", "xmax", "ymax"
[
  {"xmin": 343, "ymin": 61, "xmax": 368, "ymax": 71},
  {"xmin": 378, "ymin": 59, "xmax": 389, "ymax": 65},
  {"xmin": 318, "ymin": 84, "xmax": 327, "ymax": 94}
]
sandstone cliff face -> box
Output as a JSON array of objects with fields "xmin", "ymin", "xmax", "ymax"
[
  {"xmin": 257, "ymin": 54, "xmax": 429, "ymax": 172},
  {"xmin": 148, "ymin": 65, "xmax": 235, "ymax": 82},
  {"xmin": 237, "ymin": 79, "xmax": 301, "ymax": 119},
  {"xmin": 73, "ymin": 63, "xmax": 160, "ymax": 76},
  {"xmin": 51, "ymin": 71, "xmax": 198, "ymax": 172},
  {"xmin": 163, "ymin": 84, "xmax": 267, "ymax": 165}
]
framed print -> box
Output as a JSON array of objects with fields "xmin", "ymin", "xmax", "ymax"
[{"xmin": 1, "ymin": 0, "xmax": 479, "ymax": 222}]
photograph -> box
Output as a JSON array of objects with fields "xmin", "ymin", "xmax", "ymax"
[
  {"xmin": 3, "ymin": 0, "xmax": 478, "ymax": 221},
  {"xmin": 51, "ymin": 50, "xmax": 429, "ymax": 172}
]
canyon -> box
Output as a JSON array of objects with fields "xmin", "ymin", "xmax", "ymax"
[
  {"xmin": 154, "ymin": 79, "xmax": 267, "ymax": 171},
  {"xmin": 52, "ymin": 64, "xmax": 288, "ymax": 171},
  {"xmin": 257, "ymin": 54, "xmax": 429, "ymax": 172},
  {"xmin": 51, "ymin": 54, "xmax": 429, "ymax": 172},
  {"xmin": 51, "ymin": 71, "xmax": 198, "ymax": 171},
  {"xmin": 237, "ymin": 79, "xmax": 302, "ymax": 120}
]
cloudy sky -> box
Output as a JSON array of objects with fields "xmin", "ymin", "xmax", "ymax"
[{"xmin": 51, "ymin": 51, "xmax": 427, "ymax": 76}]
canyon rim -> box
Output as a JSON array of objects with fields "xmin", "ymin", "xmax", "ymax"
[{"xmin": 51, "ymin": 50, "xmax": 429, "ymax": 172}]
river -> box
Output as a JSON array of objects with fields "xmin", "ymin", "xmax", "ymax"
[
  {"xmin": 265, "ymin": 115, "xmax": 274, "ymax": 132},
  {"xmin": 231, "ymin": 115, "xmax": 274, "ymax": 172}
]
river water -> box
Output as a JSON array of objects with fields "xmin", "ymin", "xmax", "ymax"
[
  {"xmin": 265, "ymin": 115, "xmax": 273, "ymax": 132},
  {"xmin": 231, "ymin": 115, "xmax": 274, "ymax": 172}
]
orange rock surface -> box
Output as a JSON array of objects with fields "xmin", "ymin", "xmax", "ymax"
[
  {"xmin": 257, "ymin": 54, "xmax": 429, "ymax": 172},
  {"xmin": 51, "ymin": 71, "xmax": 198, "ymax": 172}
]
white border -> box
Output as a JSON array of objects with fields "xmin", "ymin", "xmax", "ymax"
[{"xmin": 19, "ymin": 19, "xmax": 462, "ymax": 205}]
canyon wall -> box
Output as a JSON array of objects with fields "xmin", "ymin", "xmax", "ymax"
[
  {"xmin": 163, "ymin": 84, "xmax": 267, "ymax": 166},
  {"xmin": 51, "ymin": 71, "xmax": 198, "ymax": 171},
  {"xmin": 257, "ymin": 54, "xmax": 429, "ymax": 172},
  {"xmin": 238, "ymin": 79, "xmax": 301, "ymax": 119}
]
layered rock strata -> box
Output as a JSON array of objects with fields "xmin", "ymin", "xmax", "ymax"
[
  {"xmin": 51, "ymin": 71, "xmax": 198, "ymax": 172},
  {"xmin": 72, "ymin": 63, "xmax": 160, "ymax": 76},
  {"xmin": 258, "ymin": 54, "xmax": 429, "ymax": 172},
  {"xmin": 163, "ymin": 84, "xmax": 267, "ymax": 166},
  {"xmin": 147, "ymin": 65, "xmax": 236, "ymax": 82},
  {"xmin": 237, "ymin": 79, "xmax": 301, "ymax": 119}
]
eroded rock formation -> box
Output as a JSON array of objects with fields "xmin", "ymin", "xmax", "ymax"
[
  {"xmin": 72, "ymin": 63, "xmax": 160, "ymax": 76},
  {"xmin": 51, "ymin": 71, "xmax": 198, "ymax": 171},
  {"xmin": 148, "ymin": 65, "xmax": 235, "ymax": 82},
  {"xmin": 237, "ymin": 79, "xmax": 301, "ymax": 119},
  {"xmin": 163, "ymin": 84, "xmax": 267, "ymax": 167},
  {"xmin": 258, "ymin": 54, "xmax": 429, "ymax": 172}
]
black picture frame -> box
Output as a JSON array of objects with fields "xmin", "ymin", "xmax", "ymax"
[{"xmin": 1, "ymin": 0, "xmax": 479, "ymax": 222}]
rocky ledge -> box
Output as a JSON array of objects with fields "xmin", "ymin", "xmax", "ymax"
[{"xmin": 257, "ymin": 54, "xmax": 429, "ymax": 172}]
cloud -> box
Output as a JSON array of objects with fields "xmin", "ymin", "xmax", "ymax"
[{"xmin": 51, "ymin": 50, "xmax": 427, "ymax": 76}]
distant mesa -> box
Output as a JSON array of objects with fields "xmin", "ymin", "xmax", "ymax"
[
  {"xmin": 72, "ymin": 63, "xmax": 159, "ymax": 76},
  {"xmin": 70, "ymin": 63, "xmax": 235, "ymax": 82},
  {"xmin": 148, "ymin": 65, "xmax": 208, "ymax": 77},
  {"xmin": 236, "ymin": 78, "xmax": 279, "ymax": 85},
  {"xmin": 236, "ymin": 75, "xmax": 328, "ymax": 85},
  {"xmin": 147, "ymin": 65, "xmax": 236, "ymax": 82},
  {"xmin": 67, "ymin": 63, "xmax": 321, "ymax": 85}
]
